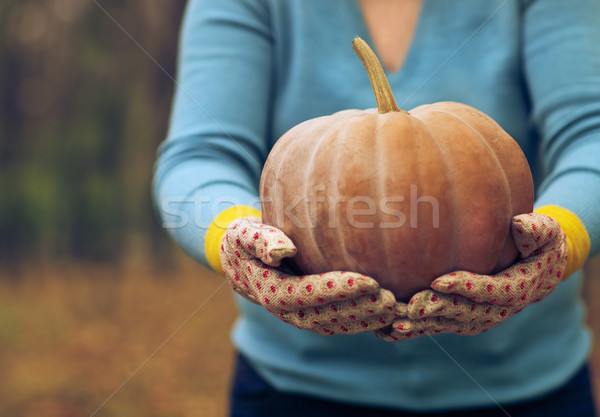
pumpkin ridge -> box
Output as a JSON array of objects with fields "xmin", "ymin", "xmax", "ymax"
[
  {"xmin": 410, "ymin": 115, "xmax": 460, "ymax": 272},
  {"xmin": 448, "ymin": 110, "xmax": 513, "ymax": 213},
  {"xmin": 432, "ymin": 107, "xmax": 522, "ymax": 271},
  {"xmin": 304, "ymin": 119, "xmax": 345, "ymax": 271},
  {"xmin": 433, "ymin": 108, "xmax": 513, "ymax": 208},
  {"xmin": 432, "ymin": 108, "xmax": 512, "ymax": 208},
  {"xmin": 336, "ymin": 117, "xmax": 378, "ymax": 275},
  {"xmin": 435, "ymin": 109, "xmax": 511, "ymax": 192},
  {"xmin": 331, "ymin": 120, "xmax": 359, "ymax": 273},
  {"xmin": 272, "ymin": 124, "xmax": 302, "ymax": 228},
  {"xmin": 262, "ymin": 143, "xmax": 286, "ymax": 229},
  {"xmin": 441, "ymin": 111, "xmax": 504, "ymax": 270},
  {"xmin": 449, "ymin": 110, "xmax": 510, "ymax": 271},
  {"xmin": 331, "ymin": 123, "xmax": 353, "ymax": 272},
  {"xmin": 373, "ymin": 114, "xmax": 392, "ymax": 278},
  {"xmin": 441, "ymin": 105, "xmax": 533, "ymax": 216},
  {"xmin": 412, "ymin": 109, "xmax": 506, "ymax": 272}
]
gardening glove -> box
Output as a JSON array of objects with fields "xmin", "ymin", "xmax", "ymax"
[
  {"xmin": 218, "ymin": 215, "xmax": 396, "ymax": 335},
  {"xmin": 374, "ymin": 211, "xmax": 581, "ymax": 341}
]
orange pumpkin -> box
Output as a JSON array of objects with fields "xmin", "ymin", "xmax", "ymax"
[{"xmin": 259, "ymin": 38, "xmax": 533, "ymax": 301}]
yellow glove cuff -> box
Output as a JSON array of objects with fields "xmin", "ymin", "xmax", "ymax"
[
  {"xmin": 534, "ymin": 205, "xmax": 591, "ymax": 279},
  {"xmin": 204, "ymin": 205, "xmax": 262, "ymax": 274}
]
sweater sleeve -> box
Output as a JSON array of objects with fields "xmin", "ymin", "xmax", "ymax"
[
  {"xmin": 523, "ymin": 0, "xmax": 600, "ymax": 258},
  {"xmin": 152, "ymin": 0, "xmax": 272, "ymax": 268}
]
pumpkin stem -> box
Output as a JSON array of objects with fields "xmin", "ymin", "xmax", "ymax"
[{"xmin": 352, "ymin": 37, "xmax": 406, "ymax": 115}]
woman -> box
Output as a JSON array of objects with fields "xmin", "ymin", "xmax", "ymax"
[{"xmin": 153, "ymin": 0, "xmax": 600, "ymax": 415}]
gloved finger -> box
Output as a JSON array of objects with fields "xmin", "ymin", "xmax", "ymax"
[
  {"xmin": 431, "ymin": 249, "xmax": 565, "ymax": 307},
  {"xmin": 222, "ymin": 256, "xmax": 267, "ymax": 304},
  {"xmin": 373, "ymin": 315, "xmax": 450, "ymax": 341},
  {"xmin": 224, "ymin": 217, "xmax": 297, "ymax": 267},
  {"xmin": 500, "ymin": 250, "xmax": 565, "ymax": 307},
  {"xmin": 431, "ymin": 270, "xmax": 528, "ymax": 305},
  {"xmin": 310, "ymin": 310, "xmax": 393, "ymax": 335},
  {"xmin": 393, "ymin": 301, "xmax": 410, "ymax": 319},
  {"xmin": 231, "ymin": 262, "xmax": 388, "ymax": 310},
  {"xmin": 453, "ymin": 318, "xmax": 509, "ymax": 336},
  {"xmin": 372, "ymin": 319, "xmax": 421, "ymax": 341},
  {"xmin": 511, "ymin": 213, "xmax": 565, "ymax": 259},
  {"xmin": 298, "ymin": 321, "xmax": 388, "ymax": 336},
  {"xmin": 277, "ymin": 289, "xmax": 396, "ymax": 333},
  {"xmin": 277, "ymin": 270, "xmax": 389, "ymax": 307},
  {"xmin": 374, "ymin": 314, "xmax": 502, "ymax": 341},
  {"xmin": 372, "ymin": 326, "xmax": 404, "ymax": 342},
  {"xmin": 230, "ymin": 284, "xmax": 260, "ymax": 304},
  {"xmin": 283, "ymin": 308, "xmax": 393, "ymax": 336},
  {"xmin": 405, "ymin": 290, "xmax": 513, "ymax": 323}
]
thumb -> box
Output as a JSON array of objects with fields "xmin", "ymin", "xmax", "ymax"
[
  {"xmin": 511, "ymin": 213, "xmax": 564, "ymax": 259},
  {"xmin": 225, "ymin": 217, "xmax": 297, "ymax": 267}
]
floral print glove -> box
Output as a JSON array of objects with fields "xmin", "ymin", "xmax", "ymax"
[
  {"xmin": 374, "ymin": 213, "xmax": 567, "ymax": 341},
  {"xmin": 220, "ymin": 217, "xmax": 396, "ymax": 335}
]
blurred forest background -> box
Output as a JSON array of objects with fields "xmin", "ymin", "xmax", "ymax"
[
  {"xmin": 0, "ymin": 0, "xmax": 183, "ymax": 265},
  {"xmin": 0, "ymin": 1, "xmax": 599, "ymax": 417}
]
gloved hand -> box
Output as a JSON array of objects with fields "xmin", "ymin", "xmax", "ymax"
[
  {"xmin": 220, "ymin": 217, "xmax": 396, "ymax": 335},
  {"xmin": 374, "ymin": 213, "xmax": 568, "ymax": 341}
]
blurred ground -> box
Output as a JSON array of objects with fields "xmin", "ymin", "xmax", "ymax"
[
  {"xmin": 0, "ymin": 256, "xmax": 598, "ymax": 417},
  {"xmin": 0, "ymin": 255, "xmax": 237, "ymax": 417}
]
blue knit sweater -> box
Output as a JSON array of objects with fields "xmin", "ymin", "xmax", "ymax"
[{"xmin": 154, "ymin": 0, "xmax": 600, "ymax": 410}]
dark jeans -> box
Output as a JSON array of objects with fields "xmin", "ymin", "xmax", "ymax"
[{"xmin": 229, "ymin": 353, "xmax": 598, "ymax": 417}]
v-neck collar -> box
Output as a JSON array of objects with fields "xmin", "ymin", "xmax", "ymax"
[{"xmin": 350, "ymin": 0, "xmax": 432, "ymax": 79}]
